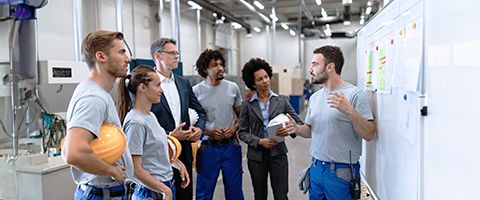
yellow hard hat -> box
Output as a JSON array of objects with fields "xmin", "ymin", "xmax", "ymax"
[
  {"xmin": 90, "ymin": 124, "xmax": 126, "ymax": 164},
  {"xmin": 167, "ymin": 135, "xmax": 182, "ymax": 163}
]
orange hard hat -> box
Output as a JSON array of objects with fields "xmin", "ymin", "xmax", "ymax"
[
  {"xmin": 191, "ymin": 141, "xmax": 201, "ymax": 170},
  {"xmin": 90, "ymin": 124, "xmax": 127, "ymax": 164},
  {"xmin": 167, "ymin": 135, "xmax": 182, "ymax": 163}
]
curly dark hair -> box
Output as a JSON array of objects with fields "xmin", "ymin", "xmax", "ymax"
[
  {"xmin": 241, "ymin": 58, "xmax": 273, "ymax": 91},
  {"xmin": 195, "ymin": 49, "xmax": 226, "ymax": 78},
  {"xmin": 313, "ymin": 45, "xmax": 344, "ymax": 75}
]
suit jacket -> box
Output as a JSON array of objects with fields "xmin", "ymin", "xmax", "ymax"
[
  {"xmin": 151, "ymin": 74, "xmax": 207, "ymax": 165},
  {"xmin": 239, "ymin": 94, "xmax": 303, "ymax": 162}
]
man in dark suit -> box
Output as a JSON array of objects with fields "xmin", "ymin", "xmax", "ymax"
[{"xmin": 150, "ymin": 38, "xmax": 207, "ymax": 200}]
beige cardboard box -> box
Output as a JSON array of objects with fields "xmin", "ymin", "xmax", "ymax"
[{"xmin": 272, "ymin": 66, "xmax": 304, "ymax": 96}]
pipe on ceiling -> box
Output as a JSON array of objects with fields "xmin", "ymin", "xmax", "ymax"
[
  {"xmin": 301, "ymin": 16, "xmax": 343, "ymax": 29},
  {"xmin": 190, "ymin": 0, "xmax": 251, "ymax": 33},
  {"xmin": 299, "ymin": 0, "xmax": 314, "ymax": 21}
]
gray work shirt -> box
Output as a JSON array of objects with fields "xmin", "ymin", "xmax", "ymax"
[
  {"xmin": 193, "ymin": 80, "xmax": 242, "ymax": 140},
  {"xmin": 124, "ymin": 110, "xmax": 173, "ymax": 182},
  {"xmin": 305, "ymin": 82, "xmax": 373, "ymax": 164},
  {"xmin": 66, "ymin": 80, "xmax": 134, "ymax": 186}
]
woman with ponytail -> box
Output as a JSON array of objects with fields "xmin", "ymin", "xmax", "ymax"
[{"xmin": 117, "ymin": 64, "xmax": 190, "ymax": 200}]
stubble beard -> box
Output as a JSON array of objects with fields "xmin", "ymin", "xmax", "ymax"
[
  {"xmin": 311, "ymin": 70, "xmax": 328, "ymax": 84},
  {"xmin": 108, "ymin": 61, "xmax": 127, "ymax": 78}
]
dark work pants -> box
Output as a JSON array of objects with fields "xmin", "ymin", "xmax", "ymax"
[
  {"xmin": 173, "ymin": 144, "xmax": 193, "ymax": 200},
  {"xmin": 247, "ymin": 149, "xmax": 289, "ymax": 200}
]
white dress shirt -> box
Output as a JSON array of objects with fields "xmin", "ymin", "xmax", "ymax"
[{"xmin": 157, "ymin": 71, "xmax": 182, "ymax": 126}]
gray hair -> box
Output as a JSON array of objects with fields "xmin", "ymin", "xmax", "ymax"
[{"xmin": 150, "ymin": 38, "xmax": 176, "ymax": 60}]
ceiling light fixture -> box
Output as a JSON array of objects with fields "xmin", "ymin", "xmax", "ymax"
[
  {"xmin": 239, "ymin": 0, "xmax": 256, "ymax": 11},
  {"xmin": 315, "ymin": 0, "xmax": 322, "ymax": 6},
  {"xmin": 187, "ymin": 1, "xmax": 202, "ymax": 10},
  {"xmin": 239, "ymin": 0, "xmax": 270, "ymax": 23},
  {"xmin": 366, "ymin": 7, "xmax": 372, "ymax": 15},
  {"xmin": 280, "ymin": 23, "xmax": 289, "ymax": 30},
  {"xmin": 321, "ymin": 8, "xmax": 328, "ymax": 18},
  {"xmin": 259, "ymin": 13, "xmax": 271, "ymax": 23},
  {"xmin": 253, "ymin": 27, "xmax": 261, "ymax": 32},
  {"xmin": 232, "ymin": 22, "xmax": 242, "ymax": 29},
  {"xmin": 253, "ymin": 1, "xmax": 264, "ymax": 10},
  {"xmin": 270, "ymin": 14, "xmax": 278, "ymax": 22},
  {"xmin": 289, "ymin": 29, "xmax": 296, "ymax": 36},
  {"xmin": 324, "ymin": 24, "xmax": 332, "ymax": 37}
]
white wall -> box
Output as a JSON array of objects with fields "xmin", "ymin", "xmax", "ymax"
[
  {"xmin": 240, "ymin": 30, "xmax": 268, "ymax": 65},
  {"xmin": 132, "ymin": 0, "xmax": 154, "ymax": 59},
  {"xmin": 204, "ymin": 23, "xmax": 215, "ymax": 50},
  {"xmin": 35, "ymin": 0, "xmax": 151, "ymax": 61},
  {"xmin": 37, "ymin": 0, "xmax": 75, "ymax": 60},
  {"xmin": 0, "ymin": 21, "xmax": 11, "ymax": 62},
  {"xmin": 178, "ymin": 12, "xmax": 201, "ymax": 75},
  {"xmin": 274, "ymin": 30, "xmax": 300, "ymax": 67},
  {"xmin": 240, "ymin": 28, "xmax": 300, "ymax": 68}
]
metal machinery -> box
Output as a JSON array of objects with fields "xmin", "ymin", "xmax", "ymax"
[{"xmin": 0, "ymin": 1, "xmax": 77, "ymax": 199}]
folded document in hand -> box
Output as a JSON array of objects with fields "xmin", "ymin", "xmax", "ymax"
[{"xmin": 267, "ymin": 113, "xmax": 289, "ymax": 142}]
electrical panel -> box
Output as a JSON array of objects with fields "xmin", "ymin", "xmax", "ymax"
[{"xmin": 36, "ymin": 60, "xmax": 89, "ymax": 113}]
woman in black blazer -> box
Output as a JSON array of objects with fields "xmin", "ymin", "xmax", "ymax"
[{"xmin": 238, "ymin": 58, "xmax": 303, "ymax": 200}]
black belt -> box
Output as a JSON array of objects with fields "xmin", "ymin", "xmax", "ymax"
[{"xmin": 82, "ymin": 184, "xmax": 125, "ymax": 197}]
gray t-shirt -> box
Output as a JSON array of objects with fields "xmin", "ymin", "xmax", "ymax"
[
  {"xmin": 305, "ymin": 82, "xmax": 373, "ymax": 164},
  {"xmin": 66, "ymin": 80, "xmax": 134, "ymax": 186},
  {"xmin": 124, "ymin": 110, "xmax": 173, "ymax": 182},
  {"xmin": 193, "ymin": 80, "xmax": 242, "ymax": 139}
]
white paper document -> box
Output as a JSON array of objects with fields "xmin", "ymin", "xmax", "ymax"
[{"xmin": 267, "ymin": 114, "xmax": 289, "ymax": 143}]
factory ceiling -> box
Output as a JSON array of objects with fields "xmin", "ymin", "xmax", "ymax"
[{"xmin": 160, "ymin": 0, "xmax": 382, "ymax": 38}]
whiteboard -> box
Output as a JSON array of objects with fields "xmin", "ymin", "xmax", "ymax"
[
  {"xmin": 357, "ymin": 0, "xmax": 424, "ymax": 199},
  {"xmin": 422, "ymin": 0, "xmax": 480, "ymax": 199}
]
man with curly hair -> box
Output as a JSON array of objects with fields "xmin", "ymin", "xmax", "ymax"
[{"xmin": 193, "ymin": 49, "xmax": 244, "ymax": 200}]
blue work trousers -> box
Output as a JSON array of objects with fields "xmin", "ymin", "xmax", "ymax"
[
  {"xmin": 132, "ymin": 179, "xmax": 176, "ymax": 200},
  {"xmin": 196, "ymin": 141, "xmax": 244, "ymax": 200},
  {"xmin": 309, "ymin": 159, "xmax": 360, "ymax": 200}
]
